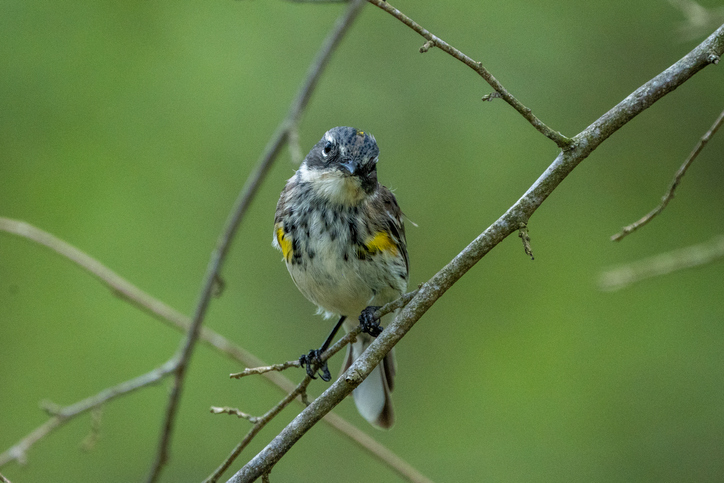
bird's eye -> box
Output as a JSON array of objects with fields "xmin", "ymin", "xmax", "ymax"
[{"xmin": 322, "ymin": 141, "xmax": 333, "ymax": 157}]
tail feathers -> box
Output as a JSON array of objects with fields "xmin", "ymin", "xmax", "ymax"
[{"xmin": 343, "ymin": 334, "xmax": 396, "ymax": 429}]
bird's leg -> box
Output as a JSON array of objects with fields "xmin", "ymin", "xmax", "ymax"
[
  {"xmin": 300, "ymin": 315, "xmax": 346, "ymax": 382},
  {"xmin": 359, "ymin": 306, "xmax": 383, "ymax": 337}
]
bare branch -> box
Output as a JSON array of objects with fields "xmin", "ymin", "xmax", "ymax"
[
  {"xmin": 366, "ymin": 0, "xmax": 572, "ymax": 149},
  {"xmin": 600, "ymin": 235, "xmax": 724, "ymax": 291},
  {"xmin": 204, "ymin": 374, "xmax": 315, "ymax": 483},
  {"xmin": 228, "ymin": 23, "xmax": 724, "ymax": 483},
  {"xmin": 145, "ymin": 1, "xmax": 369, "ymax": 480},
  {"xmin": 611, "ymin": 107, "xmax": 724, "ymax": 241},
  {"xmin": 209, "ymin": 288, "xmax": 420, "ymax": 481},
  {"xmin": 0, "ymin": 360, "xmax": 176, "ymax": 467},
  {"xmin": 228, "ymin": 289, "xmax": 416, "ymax": 380},
  {"xmin": 0, "ymin": 218, "xmax": 426, "ymax": 482}
]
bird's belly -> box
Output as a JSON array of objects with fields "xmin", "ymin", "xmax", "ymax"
[{"xmin": 287, "ymin": 251, "xmax": 374, "ymax": 317}]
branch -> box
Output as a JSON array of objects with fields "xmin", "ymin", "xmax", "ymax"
[
  {"xmin": 228, "ymin": 22, "xmax": 724, "ymax": 483},
  {"xmin": 228, "ymin": 289, "xmax": 417, "ymax": 378},
  {"xmin": 0, "ymin": 218, "xmax": 428, "ymax": 482},
  {"xmin": 611, "ymin": 107, "xmax": 724, "ymax": 241},
  {"xmin": 0, "ymin": 360, "xmax": 176, "ymax": 467},
  {"xmin": 599, "ymin": 235, "xmax": 724, "ymax": 291},
  {"xmin": 145, "ymin": 0, "xmax": 368, "ymax": 480},
  {"xmin": 366, "ymin": 0, "xmax": 572, "ymax": 149},
  {"xmin": 207, "ymin": 289, "xmax": 420, "ymax": 482},
  {"xmin": 204, "ymin": 373, "xmax": 315, "ymax": 483}
]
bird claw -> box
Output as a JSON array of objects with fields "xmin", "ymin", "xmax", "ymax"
[
  {"xmin": 299, "ymin": 350, "xmax": 331, "ymax": 381},
  {"xmin": 359, "ymin": 306, "xmax": 383, "ymax": 337}
]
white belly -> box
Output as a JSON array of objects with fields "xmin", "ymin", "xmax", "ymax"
[{"xmin": 286, "ymin": 237, "xmax": 401, "ymax": 318}]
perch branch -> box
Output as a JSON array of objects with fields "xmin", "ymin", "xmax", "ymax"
[
  {"xmin": 611, "ymin": 107, "xmax": 724, "ymax": 241},
  {"xmin": 0, "ymin": 218, "xmax": 427, "ymax": 482},
  {"xmin": 366, "ymin": 0, "xmax": 572, "ymax": 149},
  {"xmin": 230, "ymin": 288, "xmax": 416, "ymax": 377},
  {"xmin": 228, "ymin": 22, "xmax": 724, "ymax": 483},
  {"xmin": 208, "ymin": 289, "xmax": 421, "ymax": 482}
]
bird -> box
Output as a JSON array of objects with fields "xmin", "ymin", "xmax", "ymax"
[{"xmin": 273, "ymin": 126, "xmax": 409, "ymax": 429}]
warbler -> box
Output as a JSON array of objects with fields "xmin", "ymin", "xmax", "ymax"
[{"xmin": 273, "ymin": 126, "xmax": 409, "ymax": 429}]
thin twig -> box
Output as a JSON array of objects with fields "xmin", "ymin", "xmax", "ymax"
[
  {"xmin": 0, "ymin": 218, "xmax": 428, "ymax": 483},
  {"xmin": 366, "ymin": 0, "xmax": 572, "ymax": 149},
  {"xmin": 611, "ymin": 107, "xmax": 724, "ymax": 241},
  {"xmin": 230, "ymin": 361, "xmax": 301, "ymax": 379},
  {"xmin": 228, "ymin": 23, "xmax": 724, "ymax": 483},
  {"xmin": 204, "ymin": 374, "xmax": 315, "ymax": 483},
  {"xmin": 518, "ymin": 225, "xmax": 534, "ymax": 260},
  {"xmin": 210, "ymin": 407, "xmax": 260, "ymax": 424},
  {"xmin": 600, "ymin": 235, "xmax": 724, "ymax": 291},
  {"xmin": 144, "ymin": 0, "xmax": 369, "ymax": 480},
  {"xmin": 80, "ymin": 406, "xmax": 104, "ymax": 452},
  {"xmin": 0, "ymin": 360, "xmax": 176, "ymax": 466}
]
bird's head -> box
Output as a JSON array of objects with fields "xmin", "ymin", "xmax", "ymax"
[{"xmin": 298, "ymin": 127, "xmax": 380, "ymax": 205}]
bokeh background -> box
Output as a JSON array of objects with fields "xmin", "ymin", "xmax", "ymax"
[{"xmin": 2, "ymin": 1, "xmax": 723, "ymax": 482}]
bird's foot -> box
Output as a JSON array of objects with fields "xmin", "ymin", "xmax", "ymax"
[
  {"xmin": 299, "ymin": 349, "xmax": 331, "ymax": 382},
  {"xmin": 359, "ymin": 306, "xmax": 383, "ymax": 337}
]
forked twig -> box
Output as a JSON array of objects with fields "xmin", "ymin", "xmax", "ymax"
[{"xmin": 612, "ymin": 108, "xmax": 724, "ymax": 241}]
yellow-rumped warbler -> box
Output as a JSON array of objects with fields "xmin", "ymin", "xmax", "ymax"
[{"xmin": 273, "ymin": 126, "xmax": 408, "ymax": 429}]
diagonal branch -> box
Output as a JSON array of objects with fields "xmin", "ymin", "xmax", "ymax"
[
  {"xmin": 366, "ymin": 0, "xmax": 572, "ymax": 149},
  {"xmin": 205, "ymin": 287, "xmax": 422, "ymax": 482},
  {"xmin": 228, "ymin": 22, "xmax": 724, "ymax": 483},
  {"xmin": 0, "ymin": 218, "xmax": 428, "ymax": 482},
  {"xmin": 611, "ymin": 107, "xmax": 724, "ymax": 241},
  {"xmin": 144, "ymin": 1, "xmax": 369, "ymax": 481}
]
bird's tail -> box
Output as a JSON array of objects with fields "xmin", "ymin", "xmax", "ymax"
[{"xmin": 342, "ymin": 328, "xmax": 396, "ymax": 429}]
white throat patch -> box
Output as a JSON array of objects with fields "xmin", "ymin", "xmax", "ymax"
[{"xmin": 298, "ymin": 164, "xmax": 365, "ymax": 205}]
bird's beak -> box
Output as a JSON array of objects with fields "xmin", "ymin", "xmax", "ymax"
[{"xmin": 339, "ymin": 158, "xmax": 361, "ymax": 176}]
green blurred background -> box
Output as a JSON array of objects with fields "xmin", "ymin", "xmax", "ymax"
[{"xmin": 1, "ymin": 1, "xmax": 723, "ymax": 481}]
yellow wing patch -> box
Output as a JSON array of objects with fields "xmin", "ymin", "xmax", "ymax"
[
  {"xmin": 276, "ymin": 226, "xmax": 293, "ymax": 262},
  {"xmin": 365, "ymin": 231, "xmax": 398, "ymax": 256}
]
